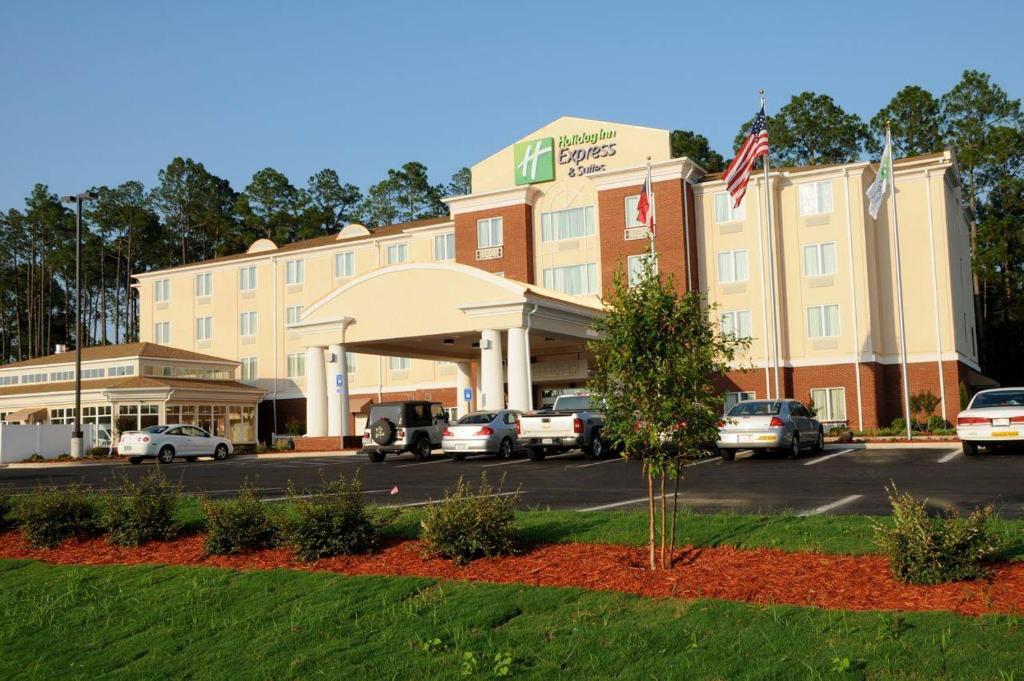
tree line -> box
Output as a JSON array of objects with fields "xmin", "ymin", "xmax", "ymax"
[{"xmin": 1, "ymin": 69, "xmax": 1021, "ymax": 387}]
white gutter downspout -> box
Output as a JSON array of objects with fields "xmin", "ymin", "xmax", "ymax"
[
  {"xmin": 271, "ymin": 254, "xmax": 279, "ymax": 439},
  {"xmin": 374, "ymin": 241, "xmax": 383, "ymax": 403},
  {"xmin": 682, "ymin": 167, "xmax": 696, "ymax": 291},
  {"xmin": 842, "ymin": 169, "xmax": 864, "ymax": 431},
  {"xmin": 524, "ymin": 303, "xmax": 538, "ymax": 410},
  {"xmin": 925, "ymin": 170, "xmax": 947, "ymax": 421}
]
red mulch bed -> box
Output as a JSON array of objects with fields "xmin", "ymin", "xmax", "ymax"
[{"xmin": 2, "ymin": 530, "xmax": 1022, "ymax": 616}]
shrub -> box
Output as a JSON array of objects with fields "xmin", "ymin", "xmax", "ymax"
[
  {"xmin": 0, "ymin": 495, "xmax": 12, "ymax": 530},
  {"xmin": 874, "ymin": 485, "xmax": 1001, "ymax": 584},
  {"xmin": 284, "ymin": 417, "xmax": 305, "ymax": 436},
  {"xmin": 87, "ymin": 446, "xmax": 114, "ymax": 458},
  {"xmin": 890, "ymin": 417, "xmax": 907, "ymax": 434},
  {"xmin": 21, "ymin": 453, "xmax": 45, "ymax": 463},
  {"xmin": 926, "ymin": 415, "xmax": 949, "ymax": 433},
  {"xmin": 420, "ymin": 474, "xmax": 519, "ymax": 565},
  {"xmin": 103, "ymin": 471, "xmax": 182, "ymax": 546},
  {"xmin": 287, "ymin": 474, "xmax": 393, "ymax": 561},
  {"xmin": 828, "ymin": 427, "xmax": 854, "ymax": 443},
  {"xmin": 14, "ymin": 486, "xmax": 102, "ymax": 548},
  {"xmin": 202, "ymin": 484, "xmax": 282, "ymax": 555}
]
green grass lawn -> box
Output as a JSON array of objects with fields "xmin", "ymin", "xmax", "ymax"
[{"xmin": 1, "ymin": 559, "xmax": 1022, "ymax": 680}]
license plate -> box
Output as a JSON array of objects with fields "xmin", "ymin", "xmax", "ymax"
[
  {"xmin": 542, "ymin": 438, "xmax": 553, "ymax": 444},
  {"xmin": 992, "ymin": 431, "xmax": 1018, "ymax": 437},
  {"xmin": 455, "ymin": 443, "xmax": 468, "ymax": 450},
  {"xmin": 993, "ymin": 418, "xmax": 1010, "ymax": 427},
  {"xmin": 722, "ymin": 434, "xmax": 739, "ymax": 443},
  {"xmin": 121, "ymin": 446, "xmax": 132, "ymax": 452}
]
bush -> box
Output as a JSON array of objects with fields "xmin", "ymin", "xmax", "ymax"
[
  {"xmin": 103, "ymin": 471, "xmax": 182, "ymax": 546},
  {"xmin": 87, "ymin": 446, "xmax": 114, "ymax": 458},
  {"xmin": 926, "ymin": 415, "xmax": 949, "ymax": 432},
  {"xmin": 21, "ymin": 453, "xmax": 45, "ymax": 463},
  {"xmin": 874, "ymin": 485, "xmax": 1001, "ymax": 584},
  {"xmin": 14, "ymin": 486, "xmax": 102, "ymax": 548},
  {"xmin": 828, "ymin": 427, "xmax": 854, "ymax": 443},
  {"xmin": 287, "ymin": 474, "xmax": 393, "ymax": 561},
  {"xmin": 0, "ymin": 495, "xmax": 12, "ymax": 530},
  {"xmin": 284, "ymin": 417, "xmax": 305, "ymax": 436},
  {"xmin": 420, "ymin": 474, "xmax": 519, "ymax": 565},
  {"xmin": 890, "ymin": 417, "xmax": 907, "ymax": 433},
  {"xmin": 202, "ymin": 484, "xmax": 282, "ymax": 555}
]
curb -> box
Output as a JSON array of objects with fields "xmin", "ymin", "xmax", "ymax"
[{"xmin": 0, "ymin": 450, "xmax": 360, "ymax": 469}]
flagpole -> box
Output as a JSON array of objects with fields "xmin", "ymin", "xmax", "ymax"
[
  {"xmin": 646, "ymin": 156, "xmax": 656, "ymax": 258},
  {"xmin": 760, "ymin": 90, "xmax": 782, "ymax": 400},
  {"xmin": 886, "ymin": 122, "xmax": 913, "ymax": 441}
]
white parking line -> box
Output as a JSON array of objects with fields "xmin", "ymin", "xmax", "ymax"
[
  {"xmin": 803, "ymin": 448, "xmax": 854, "ymax": 466},
  {"xmin": 392, "ymin": 491, "xmax": 523, "ymax": 508},
  {"xmin": 938, "ymin": 449, "xmax": 962, "ymax": 463},
  {"xmin": 261, "ymin": 487, "xmax": 395, "ymax": 502},
  {"xmin": 574, "ymin": 458, "xmax": 624, "ymax": 468},
  {"xmin": 579, "ymin": 495, "xmax": 662, "ymax": 512},
  {"xmin": 395, "ymin": 458, "xmax": 452, "ymax": 468},
  {"xmin": 483, "ymin": 458, "xmax": 531, "ymax": 468},
  {"xmin": 796, "ymin": 494, "xmax": 863, "ymax": 517}
]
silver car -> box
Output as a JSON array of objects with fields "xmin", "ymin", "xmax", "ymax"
[
  {"xmin": 717, "ymin": 399, "xmax": 824, "ymax": 461},
  {"xmin": 443, "ymin": 410, "xmax": 523, "ymax": 460}
]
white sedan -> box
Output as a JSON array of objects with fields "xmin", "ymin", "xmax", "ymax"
[
  {"xmin": 118, "ymin": 424, "xmax": 233, "ymax": 464},
  {"xmin": 956, "ymin": 388, "xmax": 1024, "ymax": 456}
]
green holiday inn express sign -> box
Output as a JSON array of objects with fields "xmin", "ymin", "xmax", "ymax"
[
  {"xmin": 514, "ymin": 128, "xmax": 619, "ymax": 185},
  {"xmin": 514, "ymin": 137, "xmax": 555, "ymax": 185}
]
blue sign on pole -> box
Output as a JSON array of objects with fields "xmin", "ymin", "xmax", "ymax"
[
  {"xmin": 335, "ymin": 374, "xmax": 345, "ymax": 393},
  {"xmin": 463, "ymin": 388, "xmax": 473, "ymax": 402}
]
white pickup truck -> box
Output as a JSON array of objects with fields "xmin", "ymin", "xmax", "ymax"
[{"xmin": 518, "ymin": 394, "xmax": 607, "ymax": 461}]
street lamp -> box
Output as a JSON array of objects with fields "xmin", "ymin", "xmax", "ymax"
[{"xmin": 61, "ymin": 191, "xmax": 99, "ymax": 459}]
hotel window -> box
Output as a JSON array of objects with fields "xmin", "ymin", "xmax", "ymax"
[
  {"xmin": 154, "ymin": 279, "xmax": 171, "ymax": 302},
  {"xmin": 239, "ymin": 266, "xmax": 257, "ymax": 291},
  {"xmin": 50, "ymin": 408, "xmax": 76, "ymax": 424},
  {"xmin": 195, "ymin": 272, "xmax": 212, "ymax": 297},
  {"xmin": 716, "ymin": 250, "xmax": 749, "ymax": 284},
  {"xmin": 720, "ymin": 310, "xmax": 753, "ymax": 339},
  {"xmin": 0, "ymin": 375, "xmax": 18, "ymax": 386},
  {"xmin": 196, "ymin": 316, "xmax": 213, "ymax": 341},
  {"xmin": 154, "ymin": 321, "xmax": 171, "ymax": 344},
  {"xmin": 81, "ymin": 367, "xmax": 105, "ymax": 379},
  {"xmin": 22, "ymin": 372, "xmax": 47, "ymax": 384},
  {"xmin": 541, "ymin": 206, "xmax": 595, "ymax": 241},
  {"xmin": 109, "ymin": 365, "xmax": 134, "ymax": 377},
  {"xmin": 241, "ymin": 357, "xmax": 258, "ymax": 380},
  {"xmin": 799, "ymin": 180, "xmax": 833, "ymax": 216},
  {"xmin": 239, "ymin": 311, "xmax": 258, "ymax": 337},
  {"xmin": 627, "ymin": 254, "xmax": 658, "ymax": 286},
  {"xmin": 346, "ymin": 352, "xmax": 356, "ymax": 373},
  {"xmin": 334, "ymin": 251, "xmax": 355, "ymax": 278},
  {"xmin": 806, "ymin": 304, "xmax": 841, "ymax": 338},
  {"xmin": 285, "ymin": 259, "xmax": 304, "ymax": 284},
  {"xmin": 386, "ymin": 243, "xmax": 408, "ymax": 264},
  {"xmin": 714, "ymin": 192, "xmax": 746, "ymax": 223},
  {"xmin": 624, "ymin": 194, "xmax": 654, "ymax": 229},
  {"xmin": 50, "ymin": 369, "xmax": 74, "ymax": 382},
  {"xmin": 811, "ymin": 387, "xmax": 847, "ymax": 422},
  {"xmin": 723, "ymin": 391, "xmax": 756, "ymax": 414},
  {"xmin": 542, "ymin": 263, "xmax": 599, "ymax": 295},
  {"xmin": 434, "ymin": 233, "xmax": 455, "ymax": 261},
  {"xmin": 286, "ymin": 305, "xmax": 304, "ymax": 325},
  {"xmin": 286, "ymin": 353, "xmax": 305, "ymax": 378},
  {"xmin": 477, "ymin": 217, "xmax": 503, "ymax": 248},
  {"xmin": 802, "ymin": 242, "xmax": 838, "ymax": 277},
  {"xmin": 389, "ymin": 356, "xmax": 411, "ymax": 371}
]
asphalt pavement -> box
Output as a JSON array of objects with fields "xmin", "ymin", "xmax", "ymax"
[{"xmin": 3, "ymin": 443, "xmax": 1023, "ymax": 517}]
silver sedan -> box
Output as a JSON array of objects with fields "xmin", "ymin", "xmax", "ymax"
[
  {"xmin": 717, "ymin": 399, "xmax": 824, "ymax": 461},
  {"xmin": 442, "ymin": 410, "xmax": 523, "ymax": 460}
]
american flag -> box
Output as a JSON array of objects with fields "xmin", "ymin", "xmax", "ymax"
[{"xmin": 723, "ymin": 105, "xmax": 770, "ymax": 208}]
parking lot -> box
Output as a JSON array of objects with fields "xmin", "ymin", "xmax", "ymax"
[{"xmin": 3, "ymin": 443, "xmax": 1024, "ymax": 517}]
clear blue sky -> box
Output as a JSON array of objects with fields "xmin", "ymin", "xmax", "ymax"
[{"xmin": 1, "ymin": 0, "xmax": 1020, "ymax": 210}]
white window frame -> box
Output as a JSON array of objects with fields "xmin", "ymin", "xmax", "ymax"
[
  {"xmin": 540, "ymin": 205, "xmax": 596, "ymax": 241},
  {"xmin": 542, "ymin": 263, "xmax": 599, "ymax": 295},
  {"xmin": 154, "ymin": 321, "xmax": 171, "ymax": 344},
  {"xmin": 716, "ymin": 250, "xmax": 749, "ymax": 284},
  {"xmin": 196, "ymin": 316, "xmax": 213, "ymax": 341},
  {"xmin": 239, "ymin": 266, "xmax": 257, "ymax": 291},
  {"xmin": 334, "ymin": 251, "xmax": 355, "ymax": 278},
  {"xmin": 714, "ymin": 191, "xmax": 746, "ymax": 223},
  {"xmin": 285, "ymin": 259, "xmax": 304, "ymax": 285},
  {"xmin": 81, "ymin": 367, "xmax": 105, "ymax": 379},
  {"xmin": 240, "ymin": 357, "xmax": 258, "ymax": 381},
  {"xmin": 811, "ymin": 387, "xmax": 847, "ymax": 422},
  {"xmin": 806, "ymin": 304, "xmax": 841, "ymax": 338},
  {"xmin": 723, "ymin": 391, "xmax": 756, "ymax": 414},
  {"xmin": 194, "ymin": 272, "xmax": 212, "ymax": 298},
  {"xmin": 286, "ymin": 353, "xmax": 305, "ymax": 378},
  {"xmin": 386, "ymin": 243, "xmax": 408, "ymax": 264},
  {"xmin": 433, "ymin": 233, "xmax": 455, "ymax": 261},
  {"xmin": 802, "ymin": 242, "xmax": 838, "ymax": 277},
  {"xmin": 286, "ymin": 305, "xmax": 304, "ymax": 325},
  {"xmin": 388, "ymin": 356, "xmax": 410, "ymax": 371},
  {"xmin": 476, "ymin": 217, "xmax": 503, "ymax": 248},
  {"xmin": 799, "ymin": 180, "xmax": 834, "ymax": 216},
  {"xmin": 239, "ymin": 311, "xmax": 258, "ymax": 337},
  {"xmin": 624, "ymin": 194, "xmax": 655, "ymax": 229},
  {"xmin": 627, "ymin": 254, "xmax": 658, "ymax": 286},
  {"xmin": 154, "ymin": 279, "xmax": 171, "ymax": 303},
  {"xmin": 720, "ymin": 310, "xmax": 753, "ymax": 339}
]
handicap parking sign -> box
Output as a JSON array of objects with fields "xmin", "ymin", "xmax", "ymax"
[
  {"xmin": 463, "ymin": 388, "xmax": 473, "ymax": 402},
  {"xmin": 336, "ymin": 374, "xmax": 345, "ymax": 392}
]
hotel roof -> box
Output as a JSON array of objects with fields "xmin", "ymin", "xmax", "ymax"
[
  {"xmin": 0, "ymin": 376, "xmax": 264, "ymax": 398},
  {"xmin": 0, "ymin": 342, "xmax": 239, "ymax": 370}
]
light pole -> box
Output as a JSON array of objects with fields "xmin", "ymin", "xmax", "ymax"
[{"xmin": 61, "ymin": 191, "xmax": 98, "ymax": 458}]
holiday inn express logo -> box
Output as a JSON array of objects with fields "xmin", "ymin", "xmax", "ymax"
[{"xmin": 514, "ymin": 137, "xmax": 554, "ymax": 185}]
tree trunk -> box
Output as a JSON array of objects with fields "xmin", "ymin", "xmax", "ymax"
[
  {"xmin": 659, "ymin": 475, "xmax": 667, "ymax": 569},
  {"xmin": 646, "ymin": 467, "xmax": 656, "ymax": 570},
  {"xmin": 669, "ymin": 459, "xmax": 681, "ymax": 568}
]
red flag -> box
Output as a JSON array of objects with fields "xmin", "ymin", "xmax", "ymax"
[
  {"xmin": 390, "ymin": 485, "xmax": 399, "ymax": 495},
  {"xmin": 635, "ymin": 165, "xmax": 653, "ymax": 230}
]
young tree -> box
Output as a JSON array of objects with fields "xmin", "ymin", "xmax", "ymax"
[
  {"xmin": 588, "ymin": 254, "xmax": 746, "ymax": 569},
  {"xmin": 869, "ymin": 85, "xmax": 944, "ymax": 157},
  {"xmin": 670, "ymin": 130, "xmax": 725, "ymax": 172}
]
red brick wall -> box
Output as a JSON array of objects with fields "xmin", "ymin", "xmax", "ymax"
[{"xmin": 454, "ymin": 204, "xmax": 534, "ymax": 283}]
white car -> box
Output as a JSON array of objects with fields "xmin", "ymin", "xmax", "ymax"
[
  {"xmin": 956, "ymin": 388, "xmax": 1024, "ymax": 456},
  {"xmin": 118, "ymin": 424, "xmax": 233, "ymax": 464}
]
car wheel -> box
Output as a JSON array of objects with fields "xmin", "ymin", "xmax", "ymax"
[
  {"xmin": 498, "ymin": 438, "xmax": 514, "ymax": 460},
  {"xmin": 720, "ymin": 449, "xmax": 735, "ymax": 462},
  {"xmin": 812, "ymin": 429, "xmax": 824, "ymax": 453},
  {"xmin": 368, "ymin": 450, "xmax": 386, "ymax": 463},
  {"xmin": 787, "ymin": 435, "xmax": 800, "ymax": 460},
  {"xmin": 414, "ymin": 437, "xmax": 432, "ymax": 461},
  {"xmin": 585, "ymin": 431, "xmax": 604, "ymax": 460},
  {"xmin": 962, "ymin": 441, "xmax": 979, "ymax": 456},
  {"xmin": 128, "ymin": 457, "xmax": 143, "ymax": 465},
  {"xmin": 157, "ymin": 446, "xmax": 175, "ymax": 465},
  {"xmin": 213, "ymin": 444, "xmax": 229, "ymax": 461},
  {"xmin": 184, "ymin": 456, "xmax": 198, "ymax": 463},
  {"xmin": 527, "ymin": 447, "xmax": 546, "ymax": 461}
]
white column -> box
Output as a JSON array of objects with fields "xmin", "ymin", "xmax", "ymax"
[
  {"xmin": 305, "ymin": 346, "xmax": 327, "ymax": 437},
  {"xmin": 326, "ymin": 345, "xmax": 342, "ymax": 437},
  {"xmin": 479, "ymin": 329, "xmax": 504, "ymax": 410},
  {"xmin": 455, "ymin": 361, "xmax": 473, "ymax": 416},
  {"xmin": 506, "ymin": 327, "xmax": 530, "ymax": 412},
  {"xmin": 338, "ymin": 345, "xmax": 351, "ymax": 437}
]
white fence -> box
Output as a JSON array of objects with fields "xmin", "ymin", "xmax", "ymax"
[{"xmin": 0, "ymin": 424, "xmax": 96, "ymax": 463}]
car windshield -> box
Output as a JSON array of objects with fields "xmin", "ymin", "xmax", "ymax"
[
  {"xmin": 141, "ymin": 425, "xmax": 169, "ymax": 434},
  {"xmin": 554, "ymin": 396, "xmax": 592, "ymax": 411},
  {"xmin": 971, "ymin": 390, "xmax": 1024, "ymax": 408},
  {"xmin": 728, "ymin": 401, "xmax": 780, "ymax": 416},
  {"xmin": 457, "ymin": 412, "xmax": 498, "ymax": 425},
  {"xmin": 368, "ymin": 405, "xmax": 403, "ymax": 425}
]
